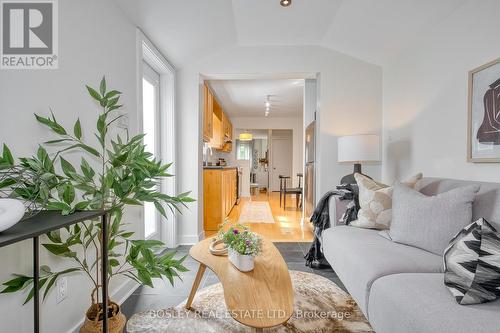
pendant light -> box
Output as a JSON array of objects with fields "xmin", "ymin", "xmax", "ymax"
[{"xmin": 239, "ymin": 132, "xmax": 253, "ymax": 141}]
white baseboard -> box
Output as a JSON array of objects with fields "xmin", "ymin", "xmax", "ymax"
[
  {"xmin": 114, "ymin": 279, "xmax": 140, "ymax": 305},
  {"xmin": 69, "ymin": 279, "xmax": 140, "ymax": 333}
]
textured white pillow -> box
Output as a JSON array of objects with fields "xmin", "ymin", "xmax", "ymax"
[{"xmin": 351, "ymin": 173, "xmax": 422, "ymax": 230}]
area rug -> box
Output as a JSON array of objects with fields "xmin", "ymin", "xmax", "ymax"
[
  {"xmin": 127, "ymin": 271, "xmax": 373, "ymax": 333},
  {"xmin": 237, "ymin": 201, "xmax": 275, "ymax": 224}
]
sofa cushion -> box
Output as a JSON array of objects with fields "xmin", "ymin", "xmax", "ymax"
[
  {"xmin": 416, "ymin": 178, "xmax": 500, "ymax": 231},
  {"xmin": 368, "ymin": 273, "xmax": 500, "ymax": 333},
  {"xmin": 390, "ymin": 182, "xmax": 479, "ymax": 255},
  {"xmin": 322, "ymin": 226, "xmax": 443, "ymax": 316}
]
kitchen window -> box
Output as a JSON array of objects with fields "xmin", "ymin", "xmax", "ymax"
[{"xmin": 236, "ymin": 140, "xmax": 252, "ymax": 160}]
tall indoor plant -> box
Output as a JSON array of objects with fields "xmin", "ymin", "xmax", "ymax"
[{"xmin": 0, "ymin": 77, "xmax": 193, "ymax": 328}]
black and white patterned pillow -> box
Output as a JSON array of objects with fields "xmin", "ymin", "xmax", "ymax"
[{"xmin": 444, "ymin": 218, "xmax": 500, "ymax": 305}]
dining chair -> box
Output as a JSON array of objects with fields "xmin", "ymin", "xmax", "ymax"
[{"xmin": 279, "ymin": 174, "xmax": 303, "ymax": 209}]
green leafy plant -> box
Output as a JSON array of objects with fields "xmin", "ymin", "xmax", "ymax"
[
  {"xmin": 0, "ymin": 77, "xmax": 194, "ymax": 305},
  {"xmin": 219, "ymin": 224, "xmax": 262, "ymax": 256}
]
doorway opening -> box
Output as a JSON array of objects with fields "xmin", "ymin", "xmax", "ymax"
[{"xmin": 201, "ymin": 77, "xmax": 315, "ymax": 242}]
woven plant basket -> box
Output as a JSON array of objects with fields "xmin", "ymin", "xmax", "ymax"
[{"xmin": 80, "ymin": 286, "xmax": 126, "ymax": 333}]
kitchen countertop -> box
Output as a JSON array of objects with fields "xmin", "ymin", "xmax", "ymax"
[{"xmin": 203, "ymin": 165, "xmax": 238, "ymax": 169}]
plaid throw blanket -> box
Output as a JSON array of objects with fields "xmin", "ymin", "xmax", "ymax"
[{"xmin": 304, "ymin": 184, "xmax": 358, "ymax": 268}]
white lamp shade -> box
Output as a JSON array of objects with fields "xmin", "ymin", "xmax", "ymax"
[{"xmin": 338, "ymin": 135, "xmax": 380, "ymax": 163}]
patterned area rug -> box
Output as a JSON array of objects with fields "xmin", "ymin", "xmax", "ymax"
[
  {"xmin": 238, "ymin": 201, "xmax": 275, "ymax": 224},
  {"xmin": 127, "ymin": 271, "xmax": 373, "ymax": 333}
]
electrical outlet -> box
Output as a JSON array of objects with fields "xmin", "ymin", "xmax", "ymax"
[{"xmin": 56, "ymin": 277, "xmax": 68, "ymax": 303}]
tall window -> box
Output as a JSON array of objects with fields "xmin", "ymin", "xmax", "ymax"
[
  {"xmin": 142, "ymin": 62, "xmax": 160, "ymax": 239},
  {"xmin": 138, "ymin": 31, "xmax": 177, "ymax": 247}
]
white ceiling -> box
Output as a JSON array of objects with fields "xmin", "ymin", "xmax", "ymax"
[
  {"xmin": 113, "ymin": 0, "xmax": 469, "ymax": 67},
  {"xmin": 208, "ymin": 79, "xmax": 304, "ymax": 118},
  {"xmin": 232, "ymin": 0, "xmax": 343, "ymax": 46}
]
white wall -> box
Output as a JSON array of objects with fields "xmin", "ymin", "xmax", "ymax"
[
  {"xmin": 382, "ymin": 0, "xmax": 500, "ymax": 183},
  {"xmin": 304, "ymin": 79, "xmax": 317, "ymax": 128},
  {"xmin": 176, "ymin": 45, "xmax": 382, "ymax": 244},
  {"xmin": 0, "ymin": 1, "xmax": 139, "ymax": 332}
]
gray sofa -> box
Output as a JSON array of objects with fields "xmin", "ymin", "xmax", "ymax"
[{"xmin": 323, "ymin": 177, "xmax": 500, "ymax": 333}]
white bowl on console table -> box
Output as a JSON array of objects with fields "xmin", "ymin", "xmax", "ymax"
[{"xmin": 0, "ymin": 199, "xmax": 25, "ymax": 232}]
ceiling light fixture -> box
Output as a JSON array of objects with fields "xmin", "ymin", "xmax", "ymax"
[
  {"xmin": 280, "ymin": 0, "xmax": 291, "ymax": 7},
  {"xmin": 265, "ymin": 95, "xmax": 271, "ymax": 116},
  {"xmin": 239, "ymin": 132, "xmax": 253, "ymax": 141}
]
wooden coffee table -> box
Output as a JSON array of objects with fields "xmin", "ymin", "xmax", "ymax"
[{"xmin": 186, "ymin": 237, "xmax": 294, "ymax": 332}]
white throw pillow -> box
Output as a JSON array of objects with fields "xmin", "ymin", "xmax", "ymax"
[{"xmin": 351, "ymin": 173, "xmax": 423, "ymax": 230}]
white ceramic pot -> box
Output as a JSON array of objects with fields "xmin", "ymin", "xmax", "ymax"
[
  {"xmin": 228, "ymin": 248, "xmax": 255, "ymax": 272},
  {"xmin": 0, "ymin": 199, "xmax": 25, "ymax": 232}
]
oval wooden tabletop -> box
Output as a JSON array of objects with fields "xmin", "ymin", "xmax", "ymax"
[{"xmin": 189, "ymin": 237, "xmax": 294, "ymax": 329}]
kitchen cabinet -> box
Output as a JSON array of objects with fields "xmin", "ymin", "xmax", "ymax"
[
  {"xmin": 221, "ymin": 112, "xmax": 233, "ymax": 152},
  {"xmin": 203, "ymin": 84, "xmax": 213, "ymax": 142},
  {"xmin": 204, "ymin": 83, "xmax": 233, "ymax": 152},
  {"xmin": 210, "ymin": 98, "xmax": 223, "ymax": 149},
  {"xmin": 204, "ymin": 168, "xmax": 237, "ymax": 231}
]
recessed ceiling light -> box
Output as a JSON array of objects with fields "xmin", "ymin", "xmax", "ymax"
[{"xmin": 280, "ymin": 0, "xmax": 291, "ymax": 7}]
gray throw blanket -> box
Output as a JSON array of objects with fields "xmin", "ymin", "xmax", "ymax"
[{"xmin": 304, "ymin": 184, "xmax": 358, "ymax": 268}]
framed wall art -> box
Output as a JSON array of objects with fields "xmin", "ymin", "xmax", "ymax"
[{"xmin": 468, "ymin": 57, "xmax": 500, "ymax": 162}]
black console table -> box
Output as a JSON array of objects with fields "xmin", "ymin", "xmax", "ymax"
[{"xmin": 0, "ymin": 210, "xmax": 109, "ymax": 333}]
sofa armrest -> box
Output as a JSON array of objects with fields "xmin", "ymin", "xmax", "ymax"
[{"xmin": 328, "ymin": 196, "xmax": 349, "ymax": 227}]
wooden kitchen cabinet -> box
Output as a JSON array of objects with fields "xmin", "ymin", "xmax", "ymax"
[
  {"xmin": 203, "ymin": 84, "xmax": 213, "ymax": 142},
  {"xmin": 204, "ymin": 168, "xmax": 237, "ymax": 231},
  {"xmin": 208, "ymin": 96, "xmax": 223, "ymax": 149},
  {"xmin": 221, "ymin": 112, "xmax": 233, "ymax": 152},
  {"xmin": 204, "ymin": 82, "xmax": 233, "ymax": 152}
]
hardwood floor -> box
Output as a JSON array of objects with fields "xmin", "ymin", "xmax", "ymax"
[{"xmin": 204, "ymin": 191, "xmax": 313, "ymax": 242}]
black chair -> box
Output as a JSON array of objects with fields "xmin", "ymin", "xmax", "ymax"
[{"xmin": 279, "ymin": 173, "xmax": 303, "ymax": 209}]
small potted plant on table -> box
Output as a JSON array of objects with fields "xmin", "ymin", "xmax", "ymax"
[{"xmin": 220, "ymin": 225, "xmax": 262, "ymax": 272}]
